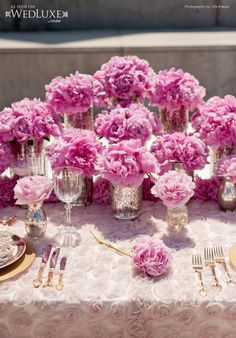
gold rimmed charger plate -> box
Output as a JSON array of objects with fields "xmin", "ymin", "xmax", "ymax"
[
  {"xmin": 0, "ymin": 241, "xmax": 35, "ymax": 282},
  {"xmin": 0, "ymin": 233, "xmax": 26, "ymax": 269}
]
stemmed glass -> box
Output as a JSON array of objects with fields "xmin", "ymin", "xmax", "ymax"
[{"xmin": 53, "ymin": 167, "xmax": 83, "ymax": 247}]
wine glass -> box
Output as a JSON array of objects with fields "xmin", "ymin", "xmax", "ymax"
[{"xmin": 53, "ymin": 167, "xmax": 83, "ymax": 247}]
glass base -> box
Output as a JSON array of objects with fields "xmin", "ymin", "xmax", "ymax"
[{"xmin": 54, "ymin": 225, "xmax": 81, "ymax": 247}]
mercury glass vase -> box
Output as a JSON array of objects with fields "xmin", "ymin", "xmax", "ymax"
[
  {"xmin": 110, "ymin": 184, "xmax": 142, "ymax": 220},
  {"xmin": 218, "ymin": 177, "xmax": 236, "ymax": 211},
  {"xmin": 167, "ymin": 204, "xmax": 188, "ymax": 232},
  {"xmin": 64, "ymin": 108, "xmax": 93, "ymax": 130},
  {"xmin": 211, "ymin": 144, "xmax": 236, "ymax": 175},
  {"xmin": 25, "ymin": 203, "xmax": 47, "ymax": 239},
  {"xmin": 159, "ymin": 107, "xmax": 188, "ymax": 133}
]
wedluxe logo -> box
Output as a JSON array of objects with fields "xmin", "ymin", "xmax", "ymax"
[{"xmin": 5, "ymin": 4, "xmax": 68, "ymax": 23}]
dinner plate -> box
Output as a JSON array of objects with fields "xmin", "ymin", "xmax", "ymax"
[{"xmin": 0, "ymin": 230, "xmax": 26, "ymax": 269}]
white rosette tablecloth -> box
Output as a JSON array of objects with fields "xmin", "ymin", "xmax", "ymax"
[{"xmin": 0, "ymin": 200, "xmax": 236, "ymax": 337}]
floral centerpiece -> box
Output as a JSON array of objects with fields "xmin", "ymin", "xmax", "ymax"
[
  {"xmin": 14, "ymin": 175, "xmax": 53, "ymax": 238},
  {"xmin": 93, "ymin": 55, "xmax": 154, "ymax": 108},
  {"xmin": 149, "ymin": 68, "xmax": 205, "ymax": 133},
  {"xmin": 151, "ymin": 132, "xmax": 208, "ymax": 175},
  {"xmin": 216, "ymin": 156, "xmax": 236, "ymax": 182},
  {"xmin": 47, "ymin": 129, "xmax": 103, "ymax": 206},
  {"xmin": 97, "ymin": 139, "xmax": 159, "ymax": 219},
  {"xmin": 191, "ymin": 95, "xmax": 236, "ymax": 173},
  {"xmin": 45, "ymin": 71, "xmax": 94, "ymax": 130},
  {"xmin": 0, "ymin": 98, "xmax": 62, "ymax": 176},
  {"xmin": 151, "ymin": 171, "xmax": 195, "ymax": 231},
  {"xmin": 94, "ymin": 103, "xmax": 162, "ymax": 144}
]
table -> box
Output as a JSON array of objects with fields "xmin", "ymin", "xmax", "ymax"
[{"xmin": 0, "ymin": 200, "xmax": 236, "ymax": 338}]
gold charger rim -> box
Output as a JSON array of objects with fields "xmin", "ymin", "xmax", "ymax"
[{"xmin": 0, "ymin": 240, "xmax": 35, "ymax": 282}]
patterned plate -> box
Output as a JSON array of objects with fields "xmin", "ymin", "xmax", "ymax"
[{"xmin": 0, "ymin": 230, "xmax": 26, "ymax": 269}]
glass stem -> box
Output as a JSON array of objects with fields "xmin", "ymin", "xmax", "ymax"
[{"xmin": 65, "ymin": 203, "xmax": 72, "ymax": 227}]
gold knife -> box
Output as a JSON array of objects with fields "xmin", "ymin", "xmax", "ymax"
[
  {"xmin": 56, "ymin": 256, "xmax": 67, "ymax": 291},
  {"xmin": 33, "ymin": 244, "xmax": 52, "ymax": 288},
  {"xmin": 43, "ymin": 248, "xmax": 60, "ymax": 288}
]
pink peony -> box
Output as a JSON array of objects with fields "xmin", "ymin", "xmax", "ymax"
[
  {"xmin": 194, "ymin": 176, "xmax": 220, "ymax": 202},
  {"xmin": 0, "ymin": 176, "xmax": 17, "ymax": 209},
  {"xmin": 93, "ymin": 55, "xmax": 154, "ymax": 107},
  {"xmin": 97, "ymin": 139, "xmax": 159, "ymax": 188},
  {"xmin": 0, "ymin": 98, "xmax": 62, "ymax": 144},
  {"xmin": 142, "ymin": 178, "xmax": 158, "ymax": 201},
  {"xmin": 216, "ymin": 156, "xmax": 236, "ymax": 183},
  {"xmin": 191, "ymin": 95, "xmax": 236, "ymax": 149},
  {"xmin": 46, "ymin": 72, "xmax": 93, "ymax": 115},
  {"xmin": 149, "ymin": 67, "xmax": 205, "ymax": 115},
  {"xmin": 14, "ymin": 175, "xmax": 53, "ymax": 205},
  {"xmin": 132, "ymin": 239, "xmax": 172, "ymax": 277},
  {"xmin": 179, "ymin": 135, "xmax": 208, "ymax": 171},
  {"xmin": 151, "ymin": 170, "xmax": 195, "ymax": 208},
  {"xmin": 93, "ymin": 177, "xmax": 110, "ymax": 204},
  {"xmin": 0, "ymin": 141, "xmax": 13, "ymax": 174},
  {"xmin": 47, "ymin": 129, "xmax": 103, "ymax": 177},
  {"xmin": 94, "ymin": 103, "xmax": 162, "ymax": 144}
]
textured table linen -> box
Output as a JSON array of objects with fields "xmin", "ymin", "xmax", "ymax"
[{"xmin": 0, "ymin": 200, "xmax": 236, "ymax": 338}]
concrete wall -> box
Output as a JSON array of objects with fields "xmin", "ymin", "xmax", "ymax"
[{"xmin": 0, "ymin": 0, "xmax": 235, "ymax": 30}]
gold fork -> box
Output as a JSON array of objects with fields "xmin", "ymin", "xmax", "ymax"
[
  {"xmin": 204, "ymin": 247, "xmax": 222, "ymax": 292},
  {"xmin": 213, "ymin": 246, "xmax": 235, "ymax": 285},
  {"xmin": 192, "ymin": 254, "xmax": 207, "ymax": 296}
]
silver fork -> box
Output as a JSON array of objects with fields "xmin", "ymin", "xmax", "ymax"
[
  {"xmin": 192, "ymin": 254, "xmax": 207, "ymax": 296},
  {"xmin": 204, "ymin": 248, "xmax": 222, "ymax": 292},
  {"xmin": 213, "ymin": 246, "xmax": 235, "ymax": 285}
]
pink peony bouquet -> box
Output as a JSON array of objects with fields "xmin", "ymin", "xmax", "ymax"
[
  {"xmin": 194, "ymin": 176, "xmax": 220, "ymax": 202},
  {"xmin": 47, "ymin": 129, "xmax": 103, "ymax": 177},
  {"xmin": 191, "ymin": 95, "xmax": 236, "ymax": 149},
  {"xmin": 14, "ymin": 175, "xmax": 53, "ymax": 205},
  {"xmin": 97, "ymin": 139, "xmax": 159, "ymax": 188},
  {"xmin": 151, "ymin": 170, "xmax": 195, "ymax": 208},
  {"xmin": 148, "ymin": 67, "xmax": 205, "ymax": 116},
  {"xmin": 93, "ymin": 176, "xmax": 110, "ymax": 204},
  {"xmin": 0, "ymin": 98, "xmax": 62, "ymax": 144},
  {"xmin": 0, "ymin": 176, "xmax": 17, "ymax": 208},
  {"xmin": 216, "ymin": 156, "xmax": 236, "ymax": 183},
  {"xmin": 45, "ymin": 71, "xmax": 93, "ymax": 115},
  {"xmin": 93, "ymin": 55, "xmax": 154, "ymax": 107},
  {"xmin": 132, "ymin": 239, "xmax": 172, "ymax": 277},
  {"xmin": 151, "ymin": 133, "xmax": 208, "ymax": 172},
  {"xmin": 94, "ymin": 103, "xmax": 162, "ymax": 143},
  {"xmin": 0, "ymin": 141, "xmax": 13, "ymax": 174}
]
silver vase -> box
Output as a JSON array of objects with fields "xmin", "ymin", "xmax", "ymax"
[
  {"xmin": 167, "ymin": 204, "xmax": 188, "ymax": 232},
  {"xmin": 64, "ymin": 108, "xmax": 93, "ymax": 130},
  {"xmin": 218, "ymin": 177, "xmax": 236, "ymax": 211},
  {"xmin": 110, "ymin": 185, "xmax": 142, "ymax": 220},
  {"xmin": 25, "ymin": 203, "xmax": 47, "ymax": 239},
  {"xmin": 159, "ymin": 107, "xmax": 188, "ymax": 133}
]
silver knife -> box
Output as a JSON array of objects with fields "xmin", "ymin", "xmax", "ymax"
[
  {"xmin": 43, "ymin": 248, "xmax": 60, "ymax": 288},
  {"xmin": 56, "ymin": 257, "xmax": 67, "ymax": 291},
  {"xmin": 33, "ymin": 244, "xmax": 52, "ymax": 288}
]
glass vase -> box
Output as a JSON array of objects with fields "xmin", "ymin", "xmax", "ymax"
[
  {"xmin": 64, "ymin": 108, "xmax": 93, "ymax": 130},
  {"xmin": 167, "ymin": 204, "xmax": 188, "ymax": 232},
  {"xmin": 110, "ymin": 185, "xmax": 142, "ymax": 220},
  {"xmin": 159, "ymin": 107, "xmax": 188, "ymax": 133},
  {"xmin": 25, "ymin": 203, "xmax": 47, "ymax": 239},
  {"xmin": 211, "ymin": 145, "xmax": 236, "ymax": 175},
  {"xmin": 11, "ymin": 139, "xmax": 45, "ymax": 177},
  {"xmin": 218, "ymin": 177, "xmax": 236, "ymax": 211}
]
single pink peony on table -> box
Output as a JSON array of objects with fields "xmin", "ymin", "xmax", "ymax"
[
  {"xmin": 194, "ymin": 176, "xmax": 220, "ymax": 202},
  {"xmin": 132, "ymin": 239, "xmax": 172, "ymax": 277},
  {"xmin": 97, "ymin": 139, "xmax": 159, "ymax": 188},
  {"xmin": 148, "ymin": 67, "xmax": 205, "ymax": 116},
  {"xmin": 216, "ymin": 156, "xmax": 236, "ymax": 183},
  {"xmin": 151, "ymin": 170, "xmax": 195, "ymax": 208},
  {"xmin": 14, "ymin": 175, "xmax": 53, "ymax": 205},
  {"xmin": 46, "ymin": 71, "xmax": 93, "ymax": 115}
]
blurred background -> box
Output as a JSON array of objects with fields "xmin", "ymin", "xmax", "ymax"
[{"xmin": 0, "ymin": 0, "xmax": 235, "ymax": 109}]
